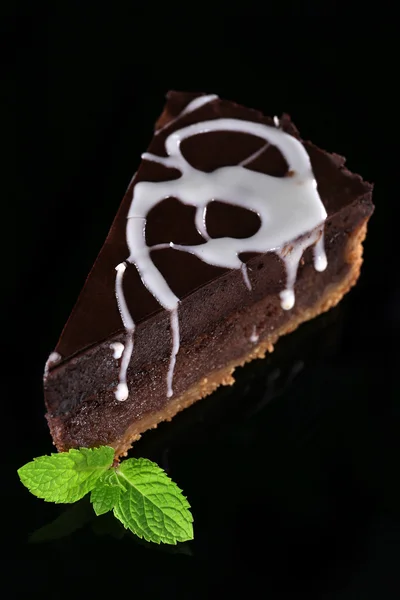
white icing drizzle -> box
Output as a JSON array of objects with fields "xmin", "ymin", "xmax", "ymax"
[
  {"xmin": 115, "ymin": 263, "xmax": 134, "ymax": 330},
  {"xmin": 167, "ymin": 308, "xmax": 180, "ymax": 397},
  {"xmin": 114, "ymin": 103, "xmax": 328, "ymax": 401},
  {"xmin": 155, "ymin": 94, "xmax": 218, "ymax": 135},
  {"xmin": 195, "ymin": 205, "xmax": 210, "ymax": 240},
  {"xmin": 114, "ymin": 263, "xmax": 135, "ymax": 401},
  {"xmin": 250, "ymin": 326, "xmax": 259, "ymax": 343},
  {"xmin": 239, "ymin": 142, "xmax": 269, "ymax": 167},
  {"xmin": 239, "ymin": 116, "xmax": 279, "ymax": 168},
  {"xmin": 44, "ymin": 351, "xmax": 61, "ymax": 379},
  {"xmin": 241, "ymin": 263, "xmax": 252, "ymax": 291},
  {"xmin": 278, "ymin": 226, "xmax": 325, "ymax": 310},
  {"xmin": 115, "ymin": 332, "xmax": 133, "ymax": 401},
  {"xmin": 110, "ymin": 342, "xmax": 124, "ymax": 359}
]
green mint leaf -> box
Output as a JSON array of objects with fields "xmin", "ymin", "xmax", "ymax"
[
  {"xmin": 90, "ymin": 471, "xmax": 122, "ymax": 516},
  {"xmin": 18, "ymin": 446, "xmax": 114, "ymax": 504},
  {"xmin": 113, "ymin": 457, "xmax": 193, "ymax": 545}
]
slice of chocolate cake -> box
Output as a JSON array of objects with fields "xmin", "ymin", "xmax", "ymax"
[{"xmin": 44, "ymin": 91, "xmax": 374, "ymax": 457}]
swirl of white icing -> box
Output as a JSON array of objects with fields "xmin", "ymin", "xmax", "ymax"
[{"xmin": 114, "ymin": 99, "xmax": 327, "ymax": 401}]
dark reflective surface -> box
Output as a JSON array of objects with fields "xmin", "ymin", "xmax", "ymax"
[{"xmin": 9, "ymin": 7, "xmax": 399, "ymax": 598}]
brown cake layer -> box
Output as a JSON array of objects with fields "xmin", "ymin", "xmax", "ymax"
[{"xmin": 44, "ymin": 92, "xmax": 374, "ymax": 456}]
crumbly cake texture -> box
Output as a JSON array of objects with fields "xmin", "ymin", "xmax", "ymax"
[{"xmin": 44, "ymin": 92, "xmax": 374, "ymax": 458}]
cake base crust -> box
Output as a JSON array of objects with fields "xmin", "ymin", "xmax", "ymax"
[{"xmin": 110, "ymin": 219, "xmax": 368, "ymax": 458}]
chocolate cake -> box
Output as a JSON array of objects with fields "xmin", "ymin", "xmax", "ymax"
[{"xmin": 44, "ymin": 91, "xmax": 374, "ymax": 457}]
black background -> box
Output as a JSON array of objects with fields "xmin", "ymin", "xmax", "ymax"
[{"xmin": 5, "ymin": 4, "xmax": 400, "ymax": 598}]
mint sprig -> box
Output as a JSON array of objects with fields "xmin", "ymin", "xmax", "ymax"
[{"xmin": 18, "ymin": 447, "xmax": 193, "ymax": 545}]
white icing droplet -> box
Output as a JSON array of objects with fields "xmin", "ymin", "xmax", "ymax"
[
  {"xmin": 166, "ymin": 308, "xmax": 180, "ymax": 398},
  {"xmin": 155, "ymin": 94, "xmax": 218, "ymax": 135},
  {"xmin": 110, "ymin": 342, "xmax": 124, "ymax": 360},
  {"xmin": 273, "ymin": 116, "xmax": 280, "ymax": 128},
  {"xmin": 250, "ymin": 326, "xmax": 259, "ymax": 343},
  {"xmin": 115, "ymin": 381, "xmax": 129, "ymax": 402},
  {"xmin": 279, "ymin": 289, "xmax": 295, "ymax": 311},
  {"xmin": 44, "ymin": 351, "xmax": 61, "ymax": 379},
  {"xmin": 115, "ymin": 99, "xmax": 328, "ymax": 399},
  {"xmin": 313, "ymin": 231, "xmax": 328, "ymax": 272}
]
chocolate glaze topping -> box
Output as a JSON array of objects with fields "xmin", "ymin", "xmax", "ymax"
[{"xmin": 53, "ymin": 92, "xmax": 372, "ymax": 362}]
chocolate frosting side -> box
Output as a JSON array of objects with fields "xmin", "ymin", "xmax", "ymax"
[{"xmin": 53, "ymin": 91, "xmax": 373, "ymax": 362}]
